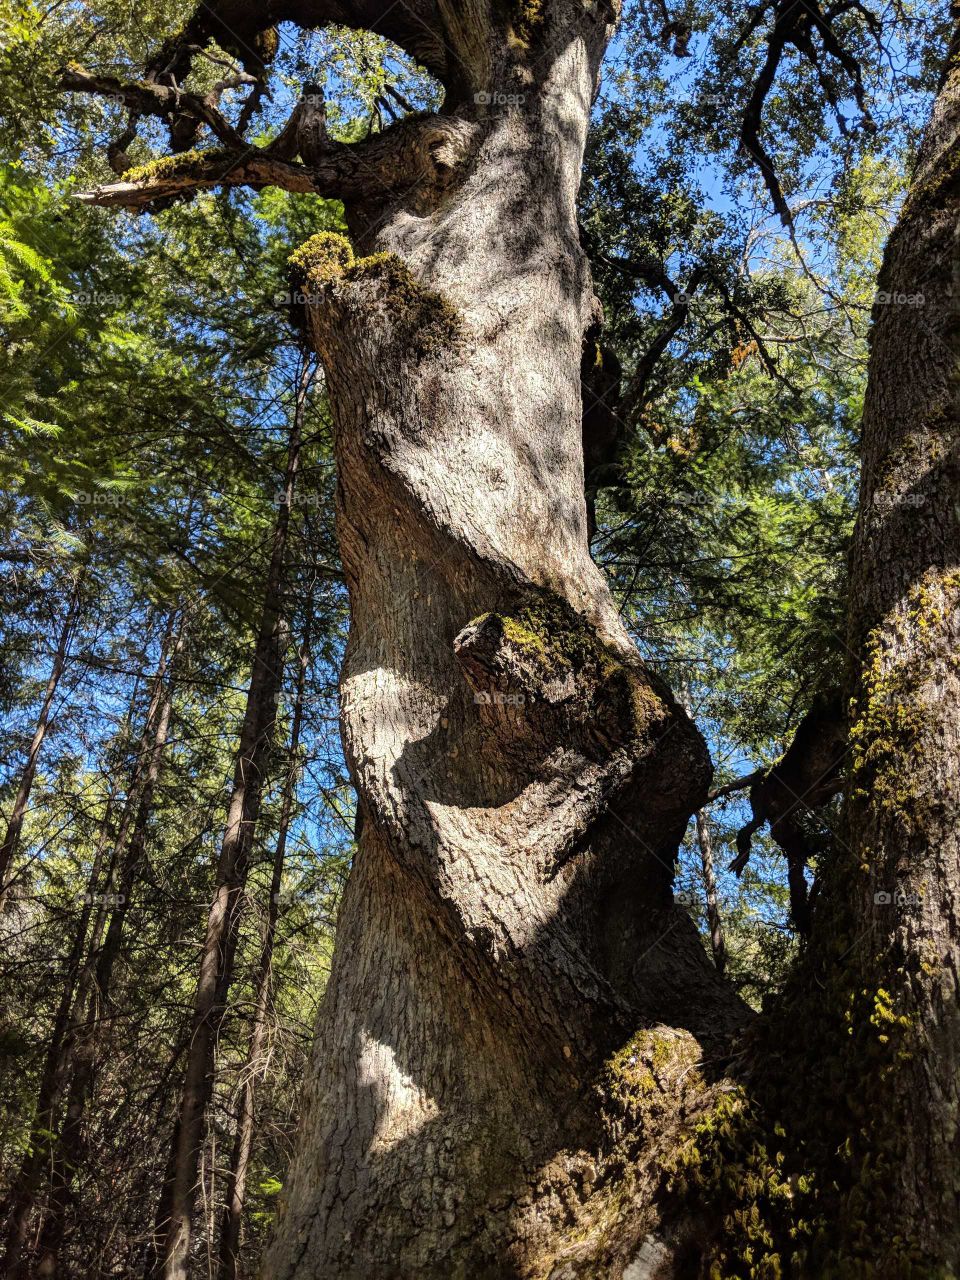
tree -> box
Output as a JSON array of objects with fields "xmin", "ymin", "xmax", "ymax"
[
  {"xmin": 0, "ymin": 577, "xmax": 82, "ymax": 908},
  {"xmin": 151, "ymin": 359, "xmax": 315, "ymax": 1279},
  {"xmin": 32, "ymin": 1, "xmax": 960, "ymax": 1277}
]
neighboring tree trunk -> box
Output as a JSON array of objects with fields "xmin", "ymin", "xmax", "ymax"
[
  {"xmin": 153, "ymin": 362, "xmax": 313, "ymax": 1280},
  {"xmin": 218, "ymin": 625, "xmax": 310, "ymax": 1280},
  {"xmin": 0, "ymin": 583, "xmax": 81, "ymax": 909},
  {"xmin": 31, "ymin": 613, "xmax": 183, "ymax": 1279},
  {"xmin": 600, "ymin": 23, "xmax": 960, "ymax": 1277},
  {"xmin": 265, "ymin": 11, "xmax": 743, "ymax": 1276},
  {"xmin": 819, "ymin": 25, "xmax": 960, "ymax": 1261},
  {"xmin": 693, "ymin": 808, "xmax": 725, "ymax": 976},
  {"xmin": 681, "ymin": 685, "xmax": 725, "ymax": 975}
]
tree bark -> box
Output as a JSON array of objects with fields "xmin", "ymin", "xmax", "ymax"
[
  {"xmin": 693, "ymin": 809, "xmax": 725, "ymax": 976},
  {"xmin": 152, "ymin": 361, "xmax": 313, "ymax": 1280},
  {"xmin": 218, "ymin": 625, "xmax": 310, "ymax": 1280},
  {"xmin": 264, "ymin": 8, "xmax": 743, "ymax": 1276},
  {"xmin": 821, "ymin": 19, "xmax": 960, "ymax": 1258},
  {"xmin": 681, "ymin": 686, "xmax": 725, "ymax": 975},
  {"xmin": 0, "ymin": 583, "xmax": 82, "ymax": 909}
]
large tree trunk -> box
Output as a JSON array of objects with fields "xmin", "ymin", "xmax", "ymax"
[
  {"xmin": 826, "ymin": 26, "xmax": 960, "ymax": 1258},
  {"xmin": 0, "ymin": 585, "xmax": 81, "ymax": 909},
  {"xmin": 265, "ymin": 9, "xmax": 743, "ymax": 1276},
  {"xmin": 153, "ymin": 362, "xmax": 313, "ymax": 1280}
]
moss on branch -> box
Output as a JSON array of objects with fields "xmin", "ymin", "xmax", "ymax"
[{"xmin": 121, "ymin": 147, "xmax": 231, "ymax": 185}]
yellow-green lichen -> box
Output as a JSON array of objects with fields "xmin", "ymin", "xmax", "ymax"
[
  {"xmin": 121, "ymin": 148, "xmax": 230, "ymax": 185},
  {"xmin": 848, "ymin": 570, "xmax": 960, "ymax": 830},
  {"xmin": 288, "ymin": 231, "xmax": 355, "ymax": 283},
  {"xmin": 287, "ymin": 234, "xmax": 462, "ymax": 357}
]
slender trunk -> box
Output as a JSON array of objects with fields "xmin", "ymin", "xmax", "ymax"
[
  {"xmin": 266, "ymin": 15, "xmax": 743, "ymax": 1275},
  {"xmin": 694, "ymin": 808, "xmax": 725, "ymax": 976},
  {"xmin": 0, "ymin": 621, "xmax": 178, "ymax": 1277},
  {"xmin": 0, "ymin": 586, "xmax": 81, "ymax": 908},
  {"xmin": 681, "ymin": 686, "xmax": 725, "ymax": 974},
  {"xmin": 30, "ymin": 617, "xmax": 182, "ymax": 1279},
  {"xmin": 218, "ymin": 628, "xmax": 310, "ymax": 1280},
  {"xmin": 154, "ymin": 364, "xmax": 312, "ymax": 1280}
]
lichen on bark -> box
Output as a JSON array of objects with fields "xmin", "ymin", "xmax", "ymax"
[{"xmin": 289, "ymin": 230, "xmax": 462, "ymax": 357}]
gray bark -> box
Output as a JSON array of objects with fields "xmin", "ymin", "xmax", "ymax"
[{"xmin": 265, "ymin": 7, "xmax": 743, "ymax": 1275}]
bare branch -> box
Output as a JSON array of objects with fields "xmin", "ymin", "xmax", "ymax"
[{"xmin": 61, "ymin": 64, "xmax": 245, "ymax": 149}]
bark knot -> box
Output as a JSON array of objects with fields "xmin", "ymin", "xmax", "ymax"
[{"xmin": 288, "ymin": 233, "xmax": 463, "ymax": 358}]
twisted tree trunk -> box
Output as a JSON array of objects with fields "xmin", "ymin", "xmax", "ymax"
[
  {"xmin": 264, "ymin": 8, "xmax": 742, "ymax": 1275},
  {"xmin": 63, "ymin": 2, "xmax": 960, "ymax": 1273}
]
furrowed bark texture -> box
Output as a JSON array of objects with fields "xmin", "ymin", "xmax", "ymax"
[
  {"xmin": 266, "ymin": 6, "xmax": 742, "ymax": 1276},
  {"xmin": 831, "ymin": 31, "xmax": 960, "ymax": 1258}
]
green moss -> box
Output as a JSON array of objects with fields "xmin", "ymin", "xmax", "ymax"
[
  {"xmin": 492, "ymin": 0, "xmax": 546, "ymax": 46},
  {"xmin": 343, "ymin": 252, "xmax": 462, "ymax": 355},
  {"xmin": 121, "ymin": 148, "xmax": 230, "ymax": 185},
  {"xmin": 513, "ymin": 0, "xmax": 545, "ymax": 42},
  {"xmin": 288, "ymin": 231, "xmax": 355, "ymax": 283},
  {"xmin": 287, "ymin": 235, "xmax": 461, "ymax": 358}
]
